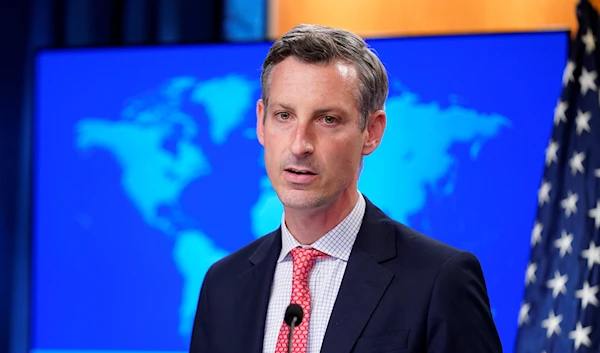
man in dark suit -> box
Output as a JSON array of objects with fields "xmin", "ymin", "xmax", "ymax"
[{"xmin": 189, "ymin": 23, "xmax": 502, "ymax": 353}]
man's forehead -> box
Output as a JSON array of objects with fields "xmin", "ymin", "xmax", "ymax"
[{"xmin": 270, "ymin": 56, "xmax": 358, "ymax": 78}]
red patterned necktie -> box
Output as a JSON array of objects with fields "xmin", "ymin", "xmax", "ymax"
[{"xmin": 274, "ymin": 247, "xmax": 328, "ymax": 353}]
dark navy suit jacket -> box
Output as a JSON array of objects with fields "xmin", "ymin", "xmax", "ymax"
[{"xmin": 189, "ymin": 197, "xmax": 502, "ymax": 352}]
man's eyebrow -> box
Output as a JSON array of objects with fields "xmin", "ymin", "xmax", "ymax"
[
  {"xmin": 270, "ymin": 102, "xmax": 294, "ymax": 111},
  {"xmin": 270, "ymin": 103, "xmax": 347, "ymax": 115},
  {"xmin": 313, "ymin": 107, "xmax": 345, "ymax": 115}
]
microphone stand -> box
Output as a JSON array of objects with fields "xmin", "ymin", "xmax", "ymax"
[{"xmin": 287, "ymin": 316, "xmax": 298, "ymax": 353}]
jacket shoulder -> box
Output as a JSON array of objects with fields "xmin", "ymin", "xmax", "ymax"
[
  {"xmin": 394, "ymin": 220, "xmax": 465, "ymax": 258},
  {"xmin": 205, "ymin": 228, "xmax": 280, "ymax": 278},
  {"xmin": 365, "ymin": 199, "xmax": 464, "ymax": 262},
  {"xmin": 367, "ymin": 200, "xmax": 476, "ymax": 269}
]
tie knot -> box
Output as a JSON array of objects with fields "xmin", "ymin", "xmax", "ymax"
[{"xmin": 290, "ymin": 247, "xmax": 328, "ymax": 277}]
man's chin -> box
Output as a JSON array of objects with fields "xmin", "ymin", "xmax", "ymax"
[{"xmin": 278, "ymin": 190, "xmax": 330, "ymax": 210}]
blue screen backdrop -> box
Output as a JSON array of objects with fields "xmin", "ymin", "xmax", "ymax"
[{"xmin": 32, "ymin": 31, "xmax": 568, "ymax": 353}]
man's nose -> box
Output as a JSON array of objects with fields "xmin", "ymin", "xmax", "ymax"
[{"xmin": 289, "ymin": 122, "xmax": 315, "ymax": 156}]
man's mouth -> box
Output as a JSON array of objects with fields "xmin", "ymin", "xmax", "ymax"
[{"xmin": 285, "ymin": 168, "xmax": 316, "ymax": 175}]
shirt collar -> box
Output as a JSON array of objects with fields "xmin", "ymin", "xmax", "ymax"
[{"xmin": 278, "ymin": 191, "xmax": 366, "ymax": 263}]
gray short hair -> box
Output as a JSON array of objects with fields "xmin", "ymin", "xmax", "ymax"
[{"xmin": 260, "ymin": 24, "xmax": 389, "ymax": 130}]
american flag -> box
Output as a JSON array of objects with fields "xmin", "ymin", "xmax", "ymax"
[{"xmin": 513, "ymin": 0, "xmax": 600, "ymax": 352}]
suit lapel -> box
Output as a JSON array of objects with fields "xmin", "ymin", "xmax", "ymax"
[
  {"xmin": 320, "ymin": 199, "xmax": 397, "ymax": 353},
  {"xmin": 235, "ymin": 230, "xmax": 282, "ymax": 353}
]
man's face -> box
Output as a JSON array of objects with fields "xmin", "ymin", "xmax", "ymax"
[{"xmin": 256, "ymin": 56, "xmax": 384, "ymax": 210}]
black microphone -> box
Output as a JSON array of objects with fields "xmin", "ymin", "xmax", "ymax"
[{"xmin": 284, "ymin": 304, "xmax": 304, "ymax": 353}]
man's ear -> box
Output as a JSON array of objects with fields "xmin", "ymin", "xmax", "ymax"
[
  {"xmin": 256, "ymin": 99, "xmax": 265, "ymax": 146},
  {"xmin": 362, "ymin": 110, "xmax": 386, "ymax": 156}
]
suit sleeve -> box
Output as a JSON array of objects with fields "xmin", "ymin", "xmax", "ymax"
[
  {"xmin": 426, "ymin": 251, "xmax": 502, "ymax": 353},
  {"xmin": 189, "ymin": 266, "xmax": 213, "ymax": 353}
]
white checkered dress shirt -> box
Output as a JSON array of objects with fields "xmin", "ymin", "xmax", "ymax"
[{"xmin": 262, "ymin": 192, "xmax": 366, "ymax": 353}]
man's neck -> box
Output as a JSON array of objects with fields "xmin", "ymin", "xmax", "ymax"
[{"xmin": 284, "ymin": 189, "xmax": 359, "ymax": 245}]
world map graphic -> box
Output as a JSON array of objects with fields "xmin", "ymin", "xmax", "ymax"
[{"xmin": 75, "ymin": 75, "xmax": 509, "ymax": 341}]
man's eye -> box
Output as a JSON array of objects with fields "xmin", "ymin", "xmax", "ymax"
[
  {"xmin": 277, "ymin": 112, "xmax": 290, "ymax": 120},
  {"xmin": 323, "ymin": 116, "xmax": 337, "ymax": 124}
]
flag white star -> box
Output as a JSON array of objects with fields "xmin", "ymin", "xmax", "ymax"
[
  {"xmin": 589, "ymin": 200, "xmax": 600, "ymax": 229},
  {"xmin": 575, "ymin": 281, "xmax": 599, "ymax": 309},
  {"xmin": 525, "ymin": 262, "xmax": 538, "ymax": 285},
  {"xmin": 546, "ymin": 271, "xmax": 568, "ymax": 298},
  {"xmin": 569, "ymin": 151, "xmax": 586, "ymax": 175},
  {"xmin": 575, "ymin": 109, "xmax": 592, "ymax": 135},
  {"xmin": 596, "ymin": 168, "xmax": 600, "ymax": 178},
  {"xmin": 582, "ymin": 28, "xmax": 596, "ymax": 53},
  {"xmin": 541, "ymin": 309, "xmax": 563, "ymax": 338},
  {"xmin": 545, "ymin": 140, "xmax": 559, "ymax": 166},
  {"xmin": 581, "ymin": 241, "xmax": 600, "ymax": 269},
  {"xmin": 579, "ymin": 68, "xmax": 597, "ymax": 95},
  {"xmin": 531, "ymin": 222, "xmax": 543, "ymax": 246},
  {"xmin": 518, "ymin": 302, "xmax": 530, "ymax": 326},
  {"xmin": 553, "ymin": 100, "xmax": 568, "ymax": 125},
  {"xmin": 568, "ymin": 322, "xmax": 592, "ymax": 350},
  {"xmin": 554, "ymin": 230, "xmax": 573, "ymax": 257},
  {"xmin": 560, "ymin": 190, "xmax": 578, "ymax": 217},
  {"xmin": 563, "ymin": 60, "xmax": 576, "ymax": 86},
  {"xmin": 538, "ymin": 180, "xmax": 552, "ymax": 206}
]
